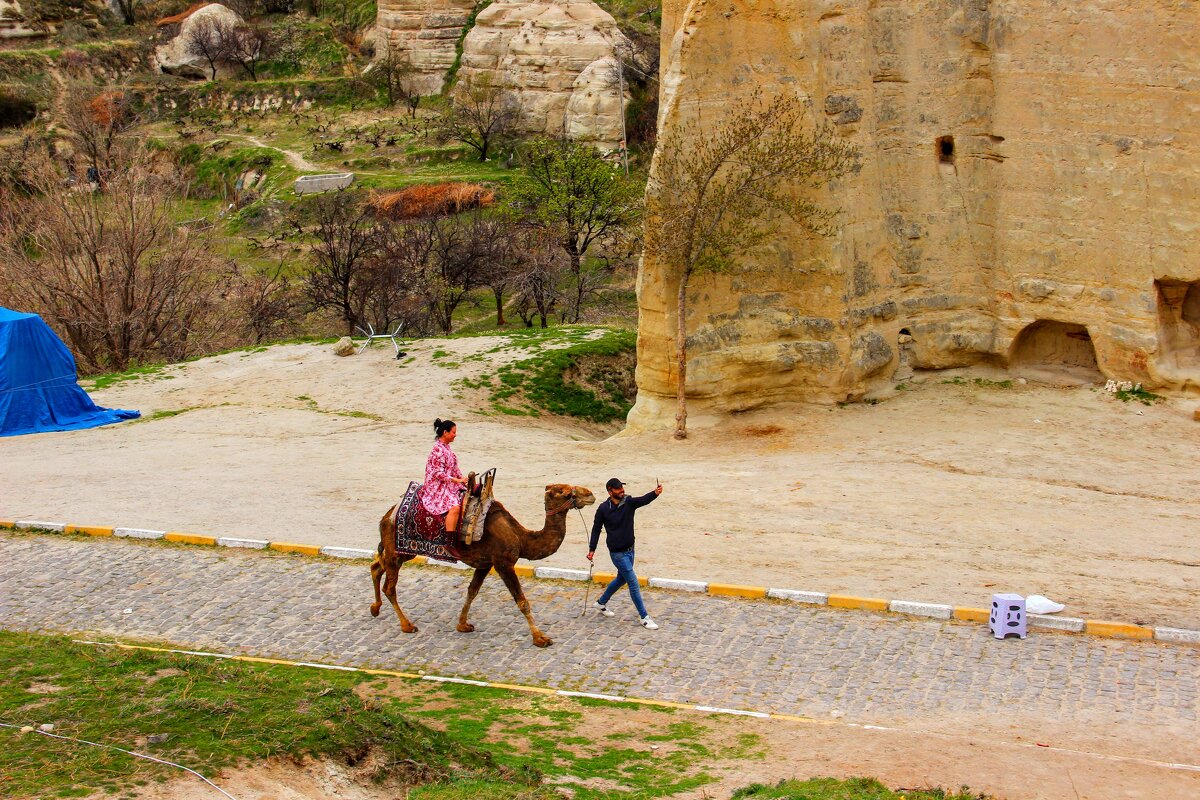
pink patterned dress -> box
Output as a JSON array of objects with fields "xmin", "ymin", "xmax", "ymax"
[{"xmin": 421, "ymin": 440, "xmax": 464, "ymax": 515}]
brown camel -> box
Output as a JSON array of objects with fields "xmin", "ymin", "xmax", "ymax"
[{"xmin": 370, "ymin": 483, "xmax": 596, "ymax": 647}]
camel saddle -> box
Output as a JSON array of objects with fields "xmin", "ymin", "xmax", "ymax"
[
  {"xmin": 460, "ymin": 468, "xmax": 496, "ymax": 545},
  {"xmin": 393, "ymin": 469, "xmax": 496, "ymax": 559}
]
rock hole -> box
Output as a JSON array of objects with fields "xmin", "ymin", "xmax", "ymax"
[
  {"xmin": 1154, "ymin": 279, "xmax": 1200, "ymax": 374},
  {"xmin": 0, "ymin": 93, "xmax": 37, "ymax": 129},
  {"xmin": 1009, "ymin": 319, "xmax": 1105, "ymax": 385},
  {"xmin": 937, "ymin": 135, "xmax": 955, "ymax": 165}
]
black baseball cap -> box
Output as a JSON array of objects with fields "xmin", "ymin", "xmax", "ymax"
[{"xmin": 605, "ymin": 478, "xmax": 624, "ymax": 491}]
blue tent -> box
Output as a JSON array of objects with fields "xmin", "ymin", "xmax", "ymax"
[{"xmin": 0, "ymin": 307, "xmax": 139, "ymax": 437}]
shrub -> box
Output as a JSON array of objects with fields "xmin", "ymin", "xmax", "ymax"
[{"xmin": 368, "ymin": 182, "xmax": 495, "ymax": 220}]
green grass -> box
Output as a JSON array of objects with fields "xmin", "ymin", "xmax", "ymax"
[
  {"xmin": 1113, "ymin": 386, "xmax": 1164, "ymax": 405},
  {"xmin": 455, "ymin": 327, "xmax": 636, "ymax": 422},
  {"xmin": 0, "ymin": 631, "xmax": 511, "ymax": 797},
  {"xmin": 82, "ymin": 363, "xmax": 169, "ymax": 391},
  {"xmin": 731, "ymin": 777, "xmax": 989, "ymax": 800}
]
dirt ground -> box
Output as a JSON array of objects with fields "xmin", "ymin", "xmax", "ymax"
[
  {"xmin": 82, "ymin": 690, "xmax": 1200, "ymax": 800},
  {"xmin": 4, "ymin": 335, "xmax": 1199, "ymax": 629}
]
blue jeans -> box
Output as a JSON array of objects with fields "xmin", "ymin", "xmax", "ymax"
[{"xmin": 598, "ymin": 548, "xmax": 648, "ymax": 619}]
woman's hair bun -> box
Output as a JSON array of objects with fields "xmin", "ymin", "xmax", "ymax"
[{"xmin": 434, "ymin": 418, "xmax": 455, "ymax": 437}]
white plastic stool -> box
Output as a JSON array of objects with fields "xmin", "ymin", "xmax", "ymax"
[{"xmin": 989, "ymin": 593, "xmax": 1027, "ymax": 639}]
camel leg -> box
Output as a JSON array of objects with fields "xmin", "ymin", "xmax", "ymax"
[
  {"xmin": 456, "ymin": 566, "xmax": 490, "ymax": 633},
  {"xmin": 382, "ymin": 557, "xmax": 418, "ymax": 634},
  {"xmin": 495, "ymin": 564, "xmax": 551, "ymax": 648},
  {"xmin": 370, "ymin": 556, "xmax": 384, "ymax": 617}
]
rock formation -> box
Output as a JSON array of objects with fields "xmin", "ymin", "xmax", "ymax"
[
  {"xmin": 457, "ymin": 0, "xmax": 627, "ymax": 150},
  {"xmin": 629, "ymin": 0, "xmax": 1200, "ymax": 429},
  {"xmin": 0, "ymin": 0, "xmax": 43, "ymax": 39},
  {"xmin": 154, "ymin": 3, "xmax": 246, "ymax": 80},
  {"xmin": 376, "ymin": 0, "xmax": 478, "ymax": 95}
]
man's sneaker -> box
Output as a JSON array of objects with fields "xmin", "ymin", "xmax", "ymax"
[
  {"xmin": 594, "ymin": 601, "xmax": 614, "ymax": 617},
  {"xmin": 640, "ymin": 616, "xmax": 659, "ymax": 630}
]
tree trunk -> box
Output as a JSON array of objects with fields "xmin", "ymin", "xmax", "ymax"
[
  {"xmin": 674, "ymin": 275, "xmax": 688, "ymax": 439},
  {"xmin": 494, "ymin": 288, "xmax": 506, "ymax": 326}
]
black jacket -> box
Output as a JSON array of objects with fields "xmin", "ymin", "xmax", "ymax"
[{"xmin": 589, "ymin": 491, "xmax": 658, "ymax": 553}]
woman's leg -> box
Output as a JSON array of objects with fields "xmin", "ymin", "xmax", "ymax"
[{"xmin": 445, "ymin": 503, "xmax": 462, "ymax": 533}]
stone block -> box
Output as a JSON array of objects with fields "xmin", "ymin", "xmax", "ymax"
[
  {"xmin": 534, "ymin": 566, "xmax": 589, "ymax": 581},
  {"xmin": 294, "ymin": 173, "xmax": 355, "ymax": 195},
  {"xmin": 319, "ymin": 546, "xmax": 376, "ymax": 559},
  {"xmin": 16, "ymin": 520, "xmax": 65, "ymax": 531},
  {"xmin": 1028, "ymin": 614, "xmax": 1085, "ymax": 633},
  {"xmin": 767, "ymin": 588, "xmax": 829, "ymax": 604},
  {"xmin": 889, "ymin": 600, "xmax": 954, "ymax": 619},
  {"xmin": 114, "ymin": 528, "xmax": 166, "ymax": 539},
  {"xmin": 218, "ymin": 537, "xmax": 270, "ymax": 549}
]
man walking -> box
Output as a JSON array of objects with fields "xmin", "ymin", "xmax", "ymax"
[{"xmin": 587, "ymin": 477, "xmax": 663, "ymax": 629}]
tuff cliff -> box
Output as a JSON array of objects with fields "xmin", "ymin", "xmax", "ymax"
[
  {"xmin": 629, "ymin": 0, "xmax": 1200, "ymax": 429},
  {"xmin": 458, "ymin": 0, "xmax": 626, "ymax": 150},
  {"xmin": 376, "ymin": 0, "xmax": 627, "ymax": 147}
]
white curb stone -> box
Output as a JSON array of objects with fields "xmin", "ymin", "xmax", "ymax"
[
  {"xmin": 767, "ymin": 588, "xmax": 829, "ymax": 604},
  {"xmin": 15, "ymin": 520, "xmax": 65, "ymax": 531},
  {"xmin": 649, "ymin": 577, "xmax": 708, "ymax": 592},
  {"xmin": 1154, "ymin": 627, "xmax": 1200, "ymax": 644},
  {"xmin": 1029, "ymin": 614, "xmax": 1086, "ymax": 633},
  {"xmin": 694, "ymin": 705, "xmax": 770, "ymax": 718},
  {"xmin": 423, "ymin": 675, "xmax": 489, "ymax": 686},
  {"xmin": 889, "ymin": 600, "xmax": 954, "ymax": 619},
  {"xmin": 217, "ymin": 537, "xmax": 269, "ymax": 549},
  {"xmin": 535, "ymin": 566, "xmax": 589, "ymax": 581},
  {"xmin": 319, "ymin": 546, "xmax": 375, "ymax": 559},
  {"xmin": 558, "ymin": 690, "xmax": 625, "ymax": 702},
  {"xmin": 114, "ymin": 528, "xmax": 166, "ymax": 539}
]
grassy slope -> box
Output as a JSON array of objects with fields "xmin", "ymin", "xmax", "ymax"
[{"xmin": 0, "ymin": 630, "xmax": 991, "ymax": 800}]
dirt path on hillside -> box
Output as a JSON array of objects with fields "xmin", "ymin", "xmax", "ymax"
[
  {"xmin": 231, "ymin": 133, "xmax": 320, "ymax": 171},
  {"xmin": 4, "ymin": 336, "xmax": 1199, "ymax": 629}
]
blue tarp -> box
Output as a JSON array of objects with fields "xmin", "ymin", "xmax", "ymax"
[{"xmin": 0, "ymin": 307, "xmax": 139, "ymax": 437}]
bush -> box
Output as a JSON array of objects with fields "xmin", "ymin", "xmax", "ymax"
[{"xmin": 368, "ymin": 183, "xmax": 495, "ymax": 220}]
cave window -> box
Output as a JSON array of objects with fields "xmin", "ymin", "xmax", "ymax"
[
  {"xmin": 937, "ymin": 136, "xmax": 955, "ymax": 165},
  {"xmin": 1155, "ymin": 279, "xmax": 1200, "ymax": 372}
]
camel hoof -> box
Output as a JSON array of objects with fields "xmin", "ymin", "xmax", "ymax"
[
  {"xmin": 370, "ymin": 603, "xmax": 381, "ymax": 617},
  {"xmin": 533, "ymin": 636, "xmax": 552, "ymax": 648},
  {"xmin": 401, "ymin": 624, "xmax": 418, "ymax": 634},
  {"xmin": 457, "ymin": 623, "xmax": 475, "ymax": 633}
]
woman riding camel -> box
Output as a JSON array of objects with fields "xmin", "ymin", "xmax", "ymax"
[{"xmin": 423, "ymin": 418, "xmax": 468, "ymax": 535}]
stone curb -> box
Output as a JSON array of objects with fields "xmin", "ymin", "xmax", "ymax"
[{"xmin": 5, "ymin": 519, "xmax": 1198, "ymax": 646}]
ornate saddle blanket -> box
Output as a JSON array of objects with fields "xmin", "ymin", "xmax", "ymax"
[{"xmin": 394, "ymin": 481, "xmax": 461, "ymax": 561}]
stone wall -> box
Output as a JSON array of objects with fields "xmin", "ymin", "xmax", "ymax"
[{"xmin": 629, "ymin": 0, "xmax": 1200, "ymax": 428}]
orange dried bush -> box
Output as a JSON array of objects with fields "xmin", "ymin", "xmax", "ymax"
[
  {"xmin": 156, "ymin": 2, "xmax": 213, "ymax": 27},
  {"xmin": 368, "ymin": 183, "xmax": 495, "ymax": 220},
  {"xmin": 89, "ymin": 92, "xmax": 127, "ymax": 127}
]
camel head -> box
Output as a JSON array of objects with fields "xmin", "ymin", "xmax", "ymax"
[{"xmin": 544, "ymin": 483, "xmax": 596, "ymax": 513}]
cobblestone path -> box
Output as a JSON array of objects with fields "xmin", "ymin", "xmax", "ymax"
[{"xmin": 2, "ymin": 533, "xmax": 1196, "ymax": 754}]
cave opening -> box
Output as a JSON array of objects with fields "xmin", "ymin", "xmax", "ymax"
[
  {"xmin": 1009, "ymin": 319, "xmax": 1105, "ymax": 385},
  {"xmin": 1155, "ymin": 279, "xmax": 1200, "ymax": 373},
  {"xmin": 937, "ymin": 135, "xmax": 955, "ymax": 165}
]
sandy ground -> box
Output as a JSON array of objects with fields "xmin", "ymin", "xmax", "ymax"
[
  {"xmin": 4, "ymin": 336, "xmax": 1199, "ymax": 629},
  {"xmin": 80, "ymin": 686, "xmax": 1200, "ymax": 800}
]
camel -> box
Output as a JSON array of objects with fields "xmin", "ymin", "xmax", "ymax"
[{"xmin": 370, "ymin": 483, "xmax": 596, "ymax": 647}]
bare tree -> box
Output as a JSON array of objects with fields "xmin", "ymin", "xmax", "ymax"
[
  {"xmin": 511, "ymin": 229, "xmax": 568, "ymax": 329},
  {"xmin": 59, "ymin": 87, "xmax": 137, "ymax": 177},
  {"xmin": 223, "ymin": 24, "xmax": 272, "ymax": 82},
  {"xmin": 646, "ymin": 90, "xmax": 859, "ymax": 439},
  {"xmin": 305, "ymin": 192, "xmax": 379, "ymax": 334},
  {"xmin": 440, "ymin": 73, "xmax": 518, "ymax": 162},
  {"xmin": 0, "ymin": 147, "xmax": 231, "ymax": 372},
  {"xmin": 239, "ymin": 261, "xmax": 298, "ymax": 343},
  {"xmin": 112, "ymin": 0, "xmax": 140, "ymax": 25},
  {"xmin": 371, "ymin": 48, "xmax": 422, "ymax": 116},
  {"xmin": 183, "ymin": 15, "xmax": 236, "ymax": 81}
]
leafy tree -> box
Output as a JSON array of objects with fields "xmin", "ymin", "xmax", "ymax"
[
  {"xmin": 439, "ymin": 73, "xmax": 517, "ymax": 162},
  {"xmin": 645, "ymin": 90, "xmax": 859, "ymax": 439},
  {"xmin": 508, "ymin": 137, "xmax": 642, "ymax": 322}
]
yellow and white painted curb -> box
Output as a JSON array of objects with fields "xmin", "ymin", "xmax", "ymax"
[
  {"xmin": 68, "ymin": 638, "xmax": 1200, "ymax": 775},
  {"xmin": 4, "ymin": 518, "xmax": 1198, "ymax": 646}
]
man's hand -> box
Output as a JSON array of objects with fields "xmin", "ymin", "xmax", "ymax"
[
  {"xmin": 654, "ymin": 482, "xmax": 664, "ymax": 496},
  {"xmin": 586, "ymin": 551, "xmax": 595, "ymax": 562}
]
